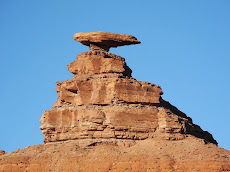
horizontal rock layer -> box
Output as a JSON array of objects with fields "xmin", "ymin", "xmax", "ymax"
[
  {"xmin": 40, "ymin": 102, "xmax": 217, "ymax": 144},
  {"xmin": 68, "ymin": 51, "xmax": 132, "ymax": 76},
  {"xmin": 74, "ymin": 31, "xmax": 141, "ymax": 51},
  {"xmin": 41, "ymin": 105, "xmax": 158, "ymax": 143},
  {"xmin": 53, "ymin": 74, "xmax": 163, "ymax": 107}
]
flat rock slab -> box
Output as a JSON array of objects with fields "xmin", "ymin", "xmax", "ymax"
[{"xmin": 73, "ymin": 31, "xmax": 141, "ymax": 51}]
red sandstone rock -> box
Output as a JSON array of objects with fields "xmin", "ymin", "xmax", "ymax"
[
  {"xmin": 52, "ymin": 74, "xmax": 163, "ymax": 107},
  {"xmin": 41, "ymin": 46, "xmax": 216, "ymax": 145},
  {"xmin": 40, "ymin": 102, "xmax": 217, "ymax": 144},
  {"xmin": 68, "ymin": 51, "xmax": 132, "ymax": 76},
  {"xmin": 40, "ymin": 105, "xmax": 159, "ymax": 143},
  {"xmin": 0, "ymin": 137, "xmax": 229, "ymax": 171},
  {"xmin": 1, "ymin": 32, "xmax": 229, "ymax": 171},
  {"xmin": 0, "ymin": 150, "xmax": 5, "ymax": 156},
  {"xmin": 73, "ymin": 31, "xmax": 141, "ymax": 51}
]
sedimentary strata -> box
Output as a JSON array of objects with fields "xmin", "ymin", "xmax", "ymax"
[{"xmin": 1, "ymin": 31, "xmax": 229, "ymax": 172}]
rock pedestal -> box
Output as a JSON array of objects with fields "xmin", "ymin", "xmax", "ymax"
[
  {"xmin": 1, "ymin": 32, "xmax": 229, "ymax": 172},
  {"xmin": 40, "ymin": 32, "xmax": 217, "ymax": 145}
]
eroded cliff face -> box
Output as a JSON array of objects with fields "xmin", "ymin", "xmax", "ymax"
[{"xmin": 1, "ymin": 32, "xmax": 228, "ymax": 172}]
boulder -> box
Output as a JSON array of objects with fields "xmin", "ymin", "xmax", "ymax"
[{"xmin": 73, "ymin": 31, "xmax": 141, "ymax": 51}]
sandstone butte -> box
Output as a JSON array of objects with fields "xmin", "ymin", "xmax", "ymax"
[{"xmin": 0, "ymin": 32, "xmax": 229, "ymax": 172}]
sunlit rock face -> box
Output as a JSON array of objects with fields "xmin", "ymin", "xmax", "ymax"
[
  {"xmin": 40, "ymin": 32, "xmax": 217, "ymax": 145},
  {"xmin": 1, "ymin": 32, "xmax": 228, "ymax": 172}
]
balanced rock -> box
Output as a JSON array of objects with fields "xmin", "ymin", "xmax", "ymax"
[
  {"xmin": 1, "ymin": 32, "xmax": 229, "ymax": 172},
  {"xmin": 39, "ymin": 32, "xmax": 217, "ymax": 145},
  {"xmin": 73, "ymin": 31, "xmax": 141, "ymax": 51}
]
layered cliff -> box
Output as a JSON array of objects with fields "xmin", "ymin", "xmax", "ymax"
[{"xmin": 0, "ymin": 32, "xmax": 229, "ymax": 172}]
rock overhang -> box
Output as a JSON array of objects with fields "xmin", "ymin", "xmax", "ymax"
[{"xmin": 73, "ymin": 31, "xmax": 141, "ymax": 52}]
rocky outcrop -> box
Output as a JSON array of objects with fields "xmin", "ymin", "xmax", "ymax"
[
  {"xmin": 0, "ymin": 31, "xmax": 228, "ymax": 172},
  {"xmin": 39, "ymin": 32, "xmax": 217, "ymax": 145},
  {"xmin": 67, "ymin": 51, "xmax": 132, "ymax": 76},
  {"xmin": 52, "ymin": 74, "xmax": 162, "ymax": 107}
]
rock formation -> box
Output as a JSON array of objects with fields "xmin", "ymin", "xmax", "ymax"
[
  {"xmin": 0, "ymin": 31, "xmax": 229, "ymax": 171},
  {"xmin": 73, "ymin": 31, "xmax": 141, "ymax": 51},
  {"xmin": 40, "ymin": 31, "xmax": 217, "ymax": 145}
]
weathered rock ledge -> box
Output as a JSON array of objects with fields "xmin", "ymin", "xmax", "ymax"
[
  {"xmin": 40, "ymin": 102, "xmax": 217, "ymax": 144},
  {"xmin": 68, "ymin": 51, "xmax": 132, "ymax": 76}
]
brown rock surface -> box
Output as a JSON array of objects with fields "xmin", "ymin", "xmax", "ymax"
[
  {"xmin": 41, "ymin": 48, "xmax": 216, "ymax": 145},
  {"xmin": 0, "ymin": 151, "xmax": 5, "ymax": 156},
  {"xmin": 52, "ymin": 74, "xmax": 163, "ymax": 107},
  {"xmin": 74, "ymin": 31, "xmax": 141, "ymax": 51},
  {"xmin": 68, "ymin": 51, "xmax": 132, "ymax": 76},
  {"xmin": 1, "ymin": 32, "xmax": 229, "ymax": 171},
  {"xmin": 40, "ymin": 101, "xmax": 217, "ymax": 144},
  {"xmin": 0, "ymin": 137, "xmax": 229, "ymax": 171}
]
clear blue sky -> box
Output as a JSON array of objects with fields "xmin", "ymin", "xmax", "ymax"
[{"xmin": 1, "ymin": 1, "xmax": 230, "ymax": 152}]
